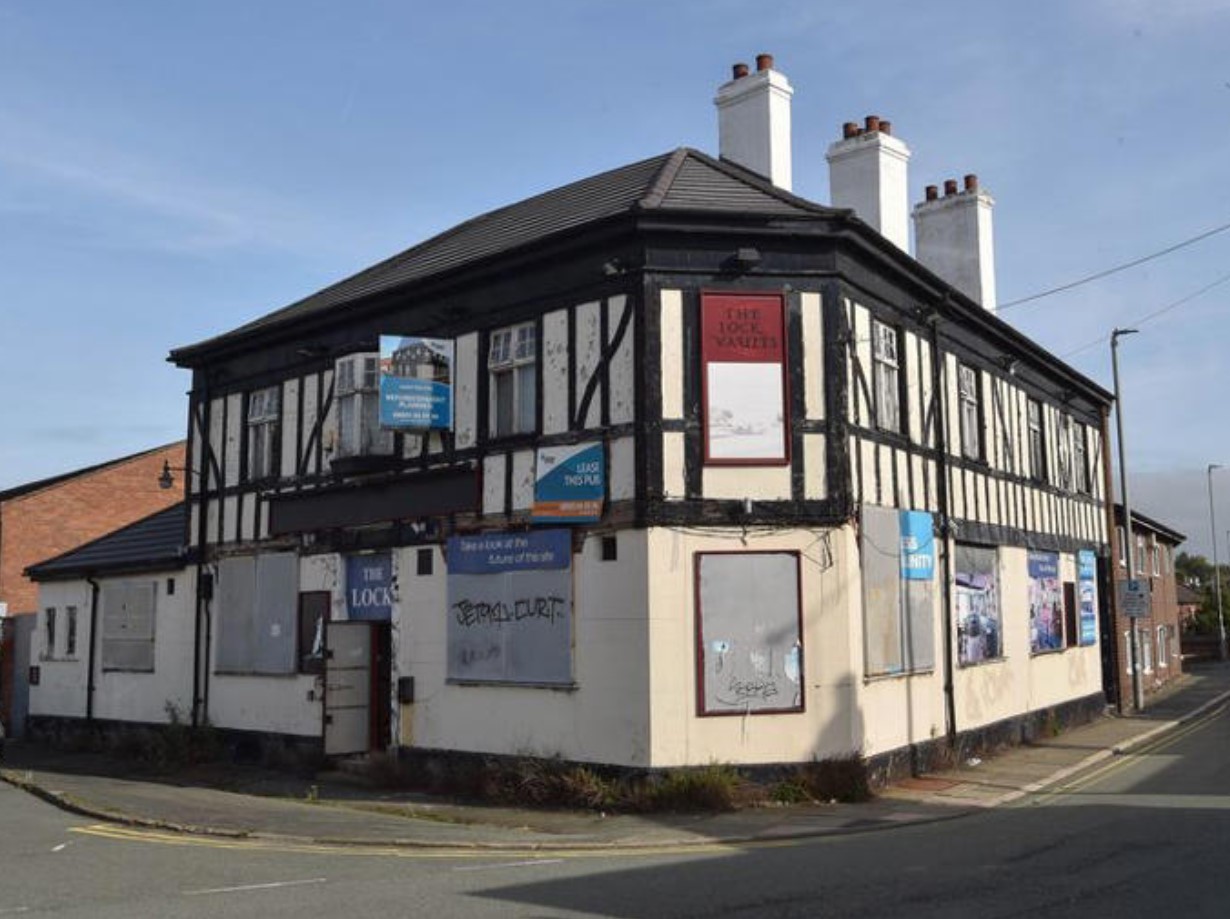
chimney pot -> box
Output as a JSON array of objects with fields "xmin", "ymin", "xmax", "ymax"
[
  {"xmin": 842, "ymin": 121, "xmax": 859, "ymax": 139},
  {"xmin": 879, "ymin": 120, "xmax": 892, "ymax": 136},
  {"xmin": 944, "ymin": 179, "xmax": 959, "ymax": 197},
  {"xmin": 925, "ymin": 184, "xmax": 939, "ymax": 202},
  {"xmin": 755, "ymin": 53, "xmax": 774, "ymax": 72},
  {"xmin": 964, "ymin": 173, "xmax": 979, "ymax": 193},
  {"xmin": 732, "ymin": 62, "xmax": 749, "ymax": 79},
  {"xmin": 864, "ymin": 115, "xmax": 881, "ymax": 133}
]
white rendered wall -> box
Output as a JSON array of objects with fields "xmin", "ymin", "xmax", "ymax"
[
  {"xmin": 30, "ymin": 570, "xmax": 195, "ymax": 725},
  {"xmin": 645, "ymin": 525, "xmax": 861, "ymax": 766},
  {"xmin": 397, "ymin": 532, "xmax": 653, "ymax": 766}
]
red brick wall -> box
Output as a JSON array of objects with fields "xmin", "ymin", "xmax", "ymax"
[
  {"xmin": 0, "ymin": 442, "xmax": 187, "ymax": 618},
  {"xmin": 1107, "ymin": 524, "xmax": 1184, "ymax": 708}
]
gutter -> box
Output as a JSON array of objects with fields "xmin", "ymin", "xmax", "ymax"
[{"xmin": 928, "ymin": 311, "xmax": 959, "ymax": 748}]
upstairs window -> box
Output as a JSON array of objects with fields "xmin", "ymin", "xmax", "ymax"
[
  {"xmin": 872, "ymin": 321, "xmax": 901, "ymax": 434},
  {"xmin": 1072, "ymin": 421, "xmax": 1089, "ymax": 493},
  {"xmin": 1152, "ymin": 537, "xmax": 1161, "ymax": 577},
  {"xmin": 246, "ymin": 386, "xmax": 281, "ymax": 481},
  {"xmin": 958, "ymin": 364, "xmax": 982, "ymax": 460},
  {"xmin": 335, "ymin": 353, "xmax": 393, "ymax": 458},
  {"xmin": 1057, "ymin": 414, "xmax": 1073, "ymax": 490},
  {"xmin": 1027, "ymin": 399, "xmax": 1046, "ymax": 481},
  {"xmin": 489, "ymin": 322, "xmax": 537, "ymax": 437}
]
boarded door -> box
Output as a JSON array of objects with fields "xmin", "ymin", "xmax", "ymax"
[{"xmin": 324, "ymin": 622, "xmax": 371, "ymax": 755}]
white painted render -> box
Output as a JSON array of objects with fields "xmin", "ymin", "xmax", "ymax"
[
  {"xmin": 914, "ymin": 187, "xmax": 998, "ymax": 313},
  {"xmin": 714, "ymin": 64, "xmax": 793, "ymax": 191},
  {"xmin": 827, "ymin": 129, "xmax": 912, "ymax": 251},
  {"xmin": 30, "ymin": 570, "xmax": 195, "ymax": 725}
]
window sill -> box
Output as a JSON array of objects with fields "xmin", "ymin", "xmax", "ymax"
[
  {"xmin": 446, "ymin": 679, "xmax": 578, "ymax": 691},
  {"xmin": 864, "ymin": 668, "xmax": 936, "ymax": 683},
  {"xmin": 958, "ymin": 656, "xmax": 1007, "ymax": 669}
]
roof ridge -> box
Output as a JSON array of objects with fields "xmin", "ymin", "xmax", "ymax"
[{"xmin": 636, "ymin": 148, "xmax": 692, "ymax": 211}]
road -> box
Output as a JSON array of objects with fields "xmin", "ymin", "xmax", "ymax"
[{"xmin": 1, "ymin": 703, "xmax": 1227, "ymax": 918}]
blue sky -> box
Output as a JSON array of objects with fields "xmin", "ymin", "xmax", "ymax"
[{"xmin": 2, "ymin": 1, "xmax": 1229, "ymax": 554}]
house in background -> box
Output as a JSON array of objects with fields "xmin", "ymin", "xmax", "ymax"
[
  {"xmin": 28, "ymin": 57, "xmax": 1114, "ymax": 777},
  {"xmin": 0, "ymin": 442, "xmax": 186, "ymax": 737},
  {"xmin": 1108, "ymin": 504, "xmax": 1185, "ymax": 706},
  {"xmin": 25, "ymin": 505, "xmax": 194, "ymax": 731}
]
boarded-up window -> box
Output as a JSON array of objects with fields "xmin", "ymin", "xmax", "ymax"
[
  {"xmin": 215, "ymin": 554, "xmax": 298, "ymax": 674},
  {"xmin": 102, "ymin": 582, "xmax": 157, "ymax": 672},
  {"xmin": 695, "ymin": 552, "xmax": 803, "ymax": 715},
  {"xmin": 446, "ymin": 530, "xmax": 573, "ymax": 685},
  {"xmin": 861, "ymin": 506, "xmax": 936, "ymax": 677}
]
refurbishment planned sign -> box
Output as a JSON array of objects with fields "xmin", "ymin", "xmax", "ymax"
[
  {"xmin": 700, "ymin": 292, "xmax": 788, "ymax": 463},
  {"xmin": 532, "ymin": 442, "xmax": 604, "ymax": 523},
  {"xmin": 379, "ymin": 335, "xmax": 454, "ymax": 430}
]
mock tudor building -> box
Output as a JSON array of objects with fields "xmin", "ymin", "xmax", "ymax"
[{"xmin": 145, "ymin": 56, "xmax": 1114, "ymax": 771}]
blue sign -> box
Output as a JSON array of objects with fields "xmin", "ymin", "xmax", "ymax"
[
  {"xmin": 899, "ymin": 511, "xmax": 935, "ymax": 581},
  {"xmin": 379, "ymin": 335, "xmax": 453, "ymax": 430},
  {"xmin": 1078, "ymin": 549, "xmax": 1098, "ymax": 645},
  {"xmin": 346, "ymin": 553, "xmax": 393, "ymax": 621},
  {"xmin": 533, "ymin": 442, "xmax": 605, "ymax": 524},
  {"xmin": 448, "ymin": 530, "xmax": 571, "ymax": 575}
]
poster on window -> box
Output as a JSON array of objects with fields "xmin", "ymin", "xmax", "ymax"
[
  {"xmin": 379, "ymin": 335, "xmax": 453, "ymax": 430},
  {"xmin": 956, "ymin": 545, "xmax": 1000, "ymax": 665},
  {"xmin": 1028, "ymin": 551, "xmax": 1063, "ymax": 652},
  {"xmin": 532, "ymin": 441, "xmax": 604, "ymax": 523},
  {"xmin": 446, "ymin": 530, "xmax": 573, "ymax": 685},
  {"xmin": 1078, "ymin": 549, "xmax": 1098, "ymax": 646},
  {"xmin": 701, "ymin": 292, "xmax": 788, "ymax": 463}
]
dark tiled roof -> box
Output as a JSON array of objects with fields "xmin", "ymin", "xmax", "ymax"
[
  {"xmin": 25, "ymin": 504, "xmax": 187, "ymax": 581},
  {"xmin": 170, "ymin": 149, "xmax": 837, "ymax": 363}
]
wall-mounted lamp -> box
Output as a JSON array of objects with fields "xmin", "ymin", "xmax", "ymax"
[
  {"xmin": 602, "ymin": 258, "xmax": 626, "ymax": 277},
  {"xmin": 724, "ymin": 247, "xmax": 762, "ymax": 273},
  {"xmin": 997, "ymin": 355, "xmax": 1019, "ymax": 375},
  {"xmin": 158, "ymin": 460, "xmax": 200, "ymax": 491}
]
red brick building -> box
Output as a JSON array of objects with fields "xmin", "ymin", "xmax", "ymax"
[
  {"xmin": 0, "ymin": 442, "xmax": 186, "ymax": 734},
  {"xmin": 1106, "ymin": 504, "xmax": 1185, "ymax": 710}
]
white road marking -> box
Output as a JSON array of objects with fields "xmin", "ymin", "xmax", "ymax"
[
  {"xmin": 51, "ymin": 843, "xmax": 68, "ymax": 853},
  {"xmin": 453, "ymin": 859, "xmax": 565, "ymax": 872},
  {"xmin": 183, "ymin": 878, "xmax": 327, "ymax": 896}
]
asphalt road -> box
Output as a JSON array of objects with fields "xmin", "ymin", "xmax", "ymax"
[{"xmin": 2, "ymin": 703, "xmax": 1227, "ymax": 918}]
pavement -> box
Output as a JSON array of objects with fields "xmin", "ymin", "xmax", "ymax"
[{"xmin": 4, "ymin": 661, "xmax": 1229, "ymax": 852}]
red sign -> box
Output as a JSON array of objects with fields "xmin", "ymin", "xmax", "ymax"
[{"xmin": 701, "ymin": 293, "xmax": 785, "ymax": 363}]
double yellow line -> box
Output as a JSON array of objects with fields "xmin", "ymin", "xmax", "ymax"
[{"xmin": 1029, "ymin": 702, "xmax": 1227, "ymax": 806}]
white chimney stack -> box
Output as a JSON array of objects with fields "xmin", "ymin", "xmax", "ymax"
[
  {"xmin": 913, "ymin": 175, "xmax": 997, "ymax": 313},
  {"xmin": 826, "ymin": 116, "xmax": 912, "ymax": 251},
  {"xmin": 715, "ymin": 54, "xmax": 793, "ymax": 191}
]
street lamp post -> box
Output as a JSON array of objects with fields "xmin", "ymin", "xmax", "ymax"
[
  {"xmin": 1207, "ymin": 464, "xmax": 1227, "ymax": 660},
  {"xmin": 1112, "ymin": 328, "xmax": 1144, "ymax": 711}
]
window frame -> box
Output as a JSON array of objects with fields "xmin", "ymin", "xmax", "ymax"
[
  {"xmin": 65, "ymin": 605, "xmax": 78, "ymax": 658},
  {"xmin": 245, "ymin": 385, "xmax": 281, "ymax": 482},
  {"xmin": 488, "ymin": 321, "xmax": 538, "ymax": 438},
  {"xmin": 872, "ymin": 320, "xmax": 902, "ymax": 435},
  {"xmin": 957, "ymin": 363, "xmax": 983, "ymax": 461},
  {"xmin": 1027, "ymin": 398, "xmax": 1046, "ymax": 482},
  {"xmin": 43, "ymin": 606, "xmax": 57, "ymax": 660},
  {"xmin": 334, "ymin": 352, "xmax": 393, "ymax": 458},
  {"xmin": 1072, "ymin": 420, "xmax": 1090, "ymax": 494}
]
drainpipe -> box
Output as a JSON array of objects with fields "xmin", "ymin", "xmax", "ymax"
[
  {"xmin": 86, "ymin": 576, "xmax": 100, "ymax": 721},
  {"xmin": 928, "ymin": 310, "xmax": 958, "ymax": 747}
]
